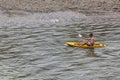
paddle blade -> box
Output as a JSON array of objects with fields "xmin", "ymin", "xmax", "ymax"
[{"xmin": 78, "ymin": 34, "xmax": 82, "ymax": 37}]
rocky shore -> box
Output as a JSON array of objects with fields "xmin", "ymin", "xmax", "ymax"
[{"xmin": 0, "ymin": 0, "xmax": 120, "ymax": 13}]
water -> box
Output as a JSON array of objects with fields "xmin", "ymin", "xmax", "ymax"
[{"xmin": 0, "ymin": 11, "xmax": 120, "ymax": 80}]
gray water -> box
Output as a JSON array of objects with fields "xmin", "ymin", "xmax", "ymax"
[{"xmin": 0, "ymin": 11, "xmax": 120, "ymax": 80}]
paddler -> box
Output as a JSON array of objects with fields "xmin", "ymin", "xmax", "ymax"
[{"xmin": 80, "ymin": 33, "xmax": 95, "ymax": 46}]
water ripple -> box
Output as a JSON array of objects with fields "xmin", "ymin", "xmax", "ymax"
[{"xmin": 0, "ymin": 11, "xmax": 120, "ymax": 80}]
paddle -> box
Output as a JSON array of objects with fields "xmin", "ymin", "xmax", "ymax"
[{"xmin": 78, "ymin": 33, "xmax": 99, "ymax": 44}]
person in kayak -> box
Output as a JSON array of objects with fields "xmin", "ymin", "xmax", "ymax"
[{"xmin": 80, "ymin": 33, "xmax": 95, "ymax": 46}]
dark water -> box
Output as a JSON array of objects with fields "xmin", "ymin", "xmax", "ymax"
[{"xmin": 0, "ymin": 11, "xmax": 120, "ymax": 80}]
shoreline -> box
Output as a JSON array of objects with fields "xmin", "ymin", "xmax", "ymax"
[
  {"xmin": 0, "ymin": 0, "xmax": 120, "ymax": 17},
  {"xmin": 1, "ymin": 9, "xmax": 120, "ymax": 18},
  {"xmin": 0, "ymin": 0, "xmax": 120, "ymax": 13}
]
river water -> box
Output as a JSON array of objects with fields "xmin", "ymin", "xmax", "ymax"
[{"xmin": 0, "ymin": 11, "xmax": 120, "ymax": 80}]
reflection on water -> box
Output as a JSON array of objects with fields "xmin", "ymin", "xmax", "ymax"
[
  {"xmin": 86, "ymin": 49, "xmax": 95, "ymax": 57},
  {"xmin": 0, "ymin": 11, "xmax": 120, "ymax": 80},
  {"xmin": 86, "ymin": 49, "xmax": 100, "ymax": 57}
]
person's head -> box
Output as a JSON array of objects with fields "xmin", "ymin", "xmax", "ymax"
[{"xmin": 89, "ymin": 33, "xmax": 93, "ymax": 37}]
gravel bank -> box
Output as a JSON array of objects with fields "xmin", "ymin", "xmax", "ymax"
[{"xmin": 0, "ymin": 0, "xmax": 120, "ymax": 13}]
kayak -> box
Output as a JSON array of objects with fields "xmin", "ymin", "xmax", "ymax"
[{"xmin": 66, "ymin": 42, "xmax": 106, "ymax": 48}]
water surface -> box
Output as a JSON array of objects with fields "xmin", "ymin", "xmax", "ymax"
[{"xmin": 0, "ymin": 11, "xmax": 120, "ymax": 80}]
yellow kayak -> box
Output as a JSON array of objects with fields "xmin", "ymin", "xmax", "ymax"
[{"xmin": 66, "ymin": 42, "xmax": 106, "ymax": 48}]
